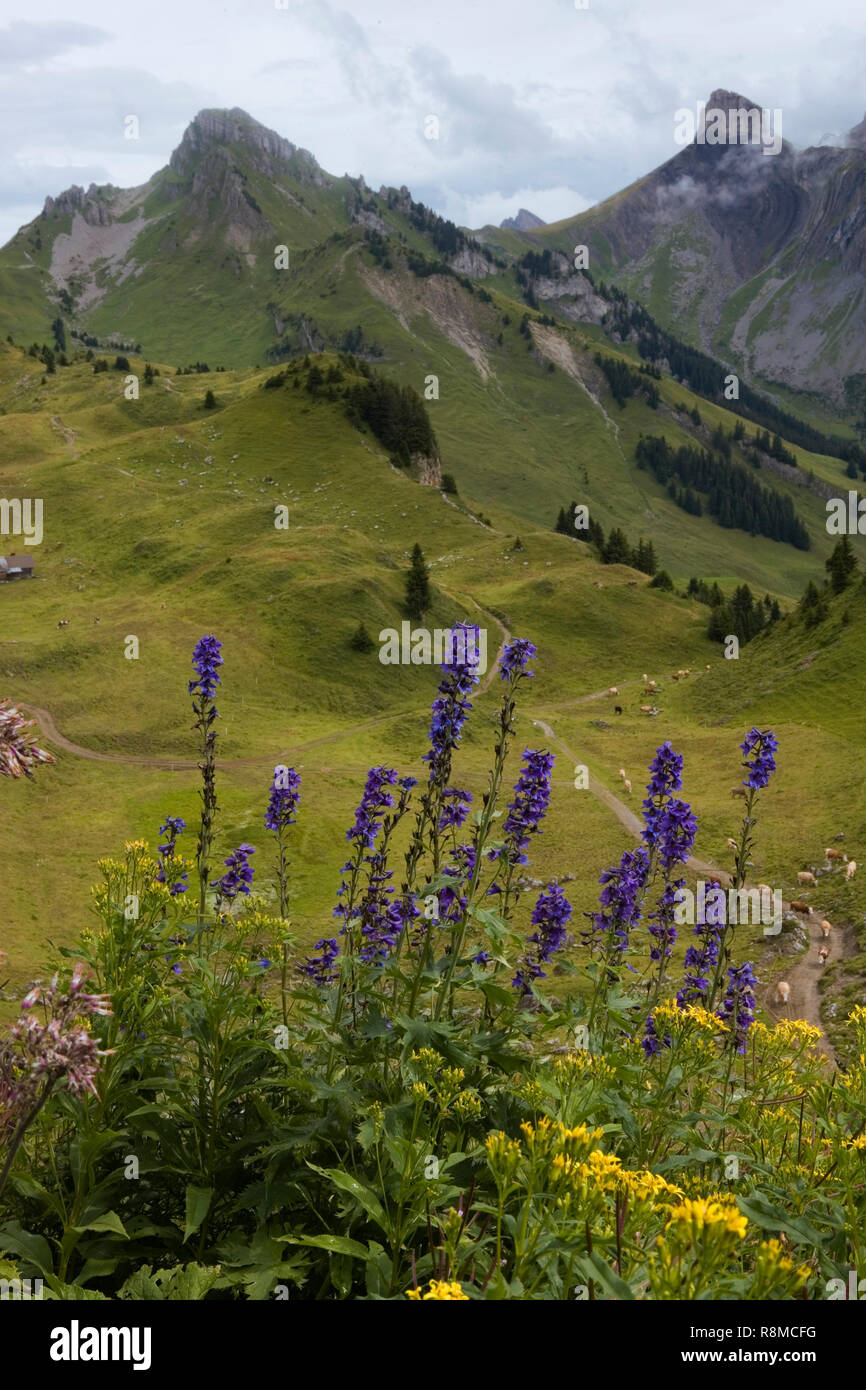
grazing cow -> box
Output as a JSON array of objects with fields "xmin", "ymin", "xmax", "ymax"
[
  {"xmin": 730, "ymin": 786, "xmax": 747, "ymax": 798},
  {"xmin": 726, "ymin": 838, "xmax": 738, "ymax": 851},
  {"xmin": 818, "ymin": 945, "xmax": 829, "ymax": 966},
  {"xmin": 614, "ymin": 705, "xmax": 623, "ymax": 715},
  {"xmin": 776, "ymin": 981, "xmax": 791, "ymax": 1006},
  {"xmin": 626, "ymin": 580, "xmax": 637, "ymax": 587},
  {"xmin": 608, "ymin": 686, "xmax": 618, "ymax": 696},
  {"xmin": 825, "ymin": 848, "xmax": 845, "ymax": 862},
  {"xmin": 705, "ymin": 664, "xmax": 711, "ymax": 669},
  {"xmin": 641, "ymin": 674, "xmax": 648, "ymax": 683},
  {"xmin": 790, "ymin": 900, "xmax": 813, "ymax": 916},
  {"xmin": 623, "ymin": 779, "xmax": 632, "ymax": 794},
  {"xmin": 593, "ymin": 581, "xmax": 604, "ymax": 589},
  {"xmin": 618, "ymin": 769, "xmax": 626, "ymax": 780},
  {"xmin": 846, "ymin": 860, "xmax": 857, "ymax": 881},
  {"xmin": 643, "ymin": 683, "xmax": 658, "ymax": 695},
  {"xmin": 639, "ymin": 704, "xmax": 652, "ymax": 713},
  {"xmin": 820, "ymin": 919, "xmax": 832, "ymax": 939},
  {"xmin": 797, "ymin": 871, "xmax": 817, "ymax": 886},
  {"xmin": 670, "ymin": 672, "xmax": 680, "ymax": 681}
]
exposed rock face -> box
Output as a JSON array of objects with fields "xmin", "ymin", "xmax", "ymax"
[
  {"xmin": 352, "ymin": 207, "xmax": 389, "ymax": 236},
  {"xmin": 410, "ymin": 454, "xmax": 442, "ymax": 487},
  {"xmin": 531, "ymin": 269, "xmax": 608, "ymax": 325},
  {"xmin": 43, "ymin": 183, "xmax": 114, "ymax": 226},
  {"xmin": 500, "ymin": 208, "xmax": 545, "ymax": 231},
  {"xmin": 170, "ymin": 108, "xmax": 329, "ymax": 187},
  {"xmin": 448, "ymin": 246, "xmax": 492, "ymax": 278}
]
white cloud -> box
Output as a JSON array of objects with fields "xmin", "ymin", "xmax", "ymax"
[{"xmin": 0, "ymin": 0, "xmax": 864, "ymax": 244}]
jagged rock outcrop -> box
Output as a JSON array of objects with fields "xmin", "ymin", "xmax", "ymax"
[
  {"xmin": 500, "ymin": 208, "xmax": 545, "ymax": 231},
  {"xmin": 170, "ymin": 108, "xmax": 328, "ymax": 187},
  {"xmin": 410, "ymin": 455, "xmax": 442, "ymax": 487},
  {"xmin": 43, "ymin": 183, "xmax": 114, "ymax": 226},
  {"xmin": 448, "ymin": 246, "xmax": 492, "ymax": 278}
]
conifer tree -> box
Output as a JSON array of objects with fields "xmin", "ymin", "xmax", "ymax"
[{"xmin": 405, "ymin": 543, "xmax": 431, "ymax": 620}]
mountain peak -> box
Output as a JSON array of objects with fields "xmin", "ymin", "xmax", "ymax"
[
  {"xmin": 500, "ymin": 208, "xmax": 545, "ymax": 231},
  {"xmin": 705, "ymin": 88, "xmax": 762, "ymax": 112},
  {"xmin": 170, "ymin": 107, "xmax": 321, "ymax": 178}
]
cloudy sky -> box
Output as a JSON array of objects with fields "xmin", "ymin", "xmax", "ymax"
[{"xmin": 1, "ymin": 0, "xmax": 864, "ymax": 245}]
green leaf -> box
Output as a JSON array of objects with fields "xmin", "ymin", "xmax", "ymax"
[
  {"xmin": 287, "ymin": 1234, "xmax": 375, "ymax": 1260},
  {"xmin": 43, "ymin": 1274, "xmax": 109, "ymax": 1301},
  {"xmin": 479, "ymin": 981, "xmax": 514, "ymax": 1008},
  {"xmin": 308, "ymin": 1166, "xmax": 387, "ymax": 1234},
  {"xmin": 0, "ymin": 1222, "xmax": 54, "ymax": 1277},
  {"xmin": 72, "ymin": 1210, "xmax": 129, "ymax": 1239},
  {"xmin": 183, "ymin": 1186, "xmax": 213, "ymax": 1243}
]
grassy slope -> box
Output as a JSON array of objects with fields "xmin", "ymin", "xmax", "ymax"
[{"xmin": 1, "ymin": 233, "xmax": 863, "ymax": 1039}]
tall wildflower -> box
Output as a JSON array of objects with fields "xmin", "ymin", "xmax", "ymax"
[
  {"xmin": 488, "ymin": 747, "xmax": 554, "ymax": 915},
  {"xmin": 587, "ymin": 848, "xmax": 649, "ymax": 956},
  {"xmin": 265, "ymin": 765, "xmax": 301, "ymax": 1022},
  {"xmin": 436, "ymin": 636, "xmax": 537, "ymax": 1019},
  {"xmin": 265, "ymin": 765, "xmax": 301, "ymax": 918},
  {"xmin": 189, "ymin": 635, "xmax": 223, "ymax": 920},
  {"xmin": 0, "ymin": 966, "xmax": 112, "ymax": 1200},
  {"xmin": 155, "ymin": 816, "xmax": 189, "ymax": 896},
  {"xmin": 211, "ymin": 843, "xmax": 255, "ymax": 914},
  {"xmin": 299, "ymin": 937, "xmax": 339, "ymax": 987},
  {"xmin": 335, "ymin": 769, "xmax": 415, "ymax": 1019},
  {"xmin": 707, "ymin": 727, "xmax": 778, "ymax": 1009},
  {"xmin": 639, "ymin": 743, "xmax": 696, "ymax": 997},
  {"xmin": 405, "ymin": 622, "xmax": 483, "ymax": 886},
  {"xmin": 513, "ymin": 884, "xmax": 572, "ymax": 995},
  {"xmin": 0, "ymin": 700, "xmax": 54, "ymax": 779},
  {"xmin": 717, "ymin": 961, "xmax": 757, "ymax": 1053},
  {"xmin": 677, "ymin": 898, "xmax": 725, "ymax": 1009}
]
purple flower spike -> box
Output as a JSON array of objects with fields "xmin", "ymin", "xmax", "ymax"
[
  {"xmin": 211, "ymin": 842, "xmax": 256, "ymax": 904},
  {"xmin": 188, "ymin": 635, "xmax": 223, "ymax": 704},
  {"xmin": 499, "ymin": 638, "xmax": 537, "ymax": 681},
  {"xmin": 740, "ymin": 729, "xmax": 777, "ymax": 790},
  {"xmin": 265, "ymin": 765, "xmax": 301, "ymax": 833}
]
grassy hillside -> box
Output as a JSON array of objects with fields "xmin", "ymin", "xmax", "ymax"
[{"xmin": 2, "ymin": 333, "xmax": 866, "ymax": 1062}]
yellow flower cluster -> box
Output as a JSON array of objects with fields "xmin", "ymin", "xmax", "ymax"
[
  {"xmin": 664, "ymin": 1197, "xmax": 748, "ymax": 1239},
  {"xmin": 407, "ymin": 1280, "xmax": 469, "ymax": 1301},
  {"xmin": 553, "ymin": 1051, "xmax": 615, "ymax": 1084}
]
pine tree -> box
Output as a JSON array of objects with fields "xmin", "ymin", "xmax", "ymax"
[
  {"xmin": 602, "ymin": 527, "xmax": 631, "ymax": 565},
  {"xmin": 405, "ymin": 543, "xmax": 431, "ymax": 620},
  {"xmin": 350, "ymin": 622, "xmax": 376, "ymax": 653},
  {"xmin": 826, "ymin": 536, "xmax": 858, "ymax": 593},
  {"xmin": 203, "ymin": 389, "xmax": 216, "ymax": 409}
]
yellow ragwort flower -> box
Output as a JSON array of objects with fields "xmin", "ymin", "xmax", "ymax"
[{"xmin": 407, "ymin": 1280, "xmax": 469, "ymax": 1301}]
